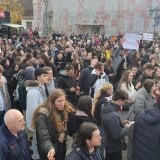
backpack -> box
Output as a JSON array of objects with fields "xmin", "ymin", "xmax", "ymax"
[{"xmin": 18, "ymin": 80, "xmax": 27, "ymax": 110}]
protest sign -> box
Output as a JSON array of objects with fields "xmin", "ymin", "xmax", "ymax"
[
  {"xmin": 123, "ymin": 33, "xmax": 142, "ymax": 50},
  {"xmin": 142, "ymin": 33, "xmax": 153, "ymax": 41}
]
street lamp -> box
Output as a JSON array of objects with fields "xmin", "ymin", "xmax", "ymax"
[
  {"xmin": 44, "ymin": 0, "xmax": 49, "ymax": 36},
  {"xmin": 149, "ymin": 7, "xmax": 160, "ymax": 34}
]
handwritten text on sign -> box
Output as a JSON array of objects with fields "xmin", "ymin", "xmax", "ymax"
[{"xmin": 123, "ymin": 33, "xmax": 142, "ymax": 50}]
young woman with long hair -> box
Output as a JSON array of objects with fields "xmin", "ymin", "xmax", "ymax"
[{"xmin": 32, "ymin": 88, "xmax": 74, "ymax": 160}]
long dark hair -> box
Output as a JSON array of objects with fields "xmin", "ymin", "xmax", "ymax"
[
  {"xmin": 118, "ymin": 70, "xmax": 132, "ymax": 90},
  {"xmin": 143, "ymin": 79, "xmax": 155, "ymax": 94},
  {"xmin": 75, "ymin": 122, "xmax": 98, "ymax": 149},
  {"xmin": 77, "ymin": 96, "xmax": 92, "ymax": 117}
]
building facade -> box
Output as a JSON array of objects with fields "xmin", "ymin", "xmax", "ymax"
[
  {"xmin": 21, "ymin": 0, "xmax": 33, "ymax": 29},
  {"xmin": 33, "ymin": 0, "xmax": 160, "ymax": 35}
]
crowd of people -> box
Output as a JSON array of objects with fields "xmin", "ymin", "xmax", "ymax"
[{"xmin": 0, "ymin": 30, "xmax": 160, "ymax": 160}]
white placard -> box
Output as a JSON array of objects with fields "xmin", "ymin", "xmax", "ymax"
[
  {"xmin": 123, "ymin": 33, "xmax": 142, "ymax": 50},
  {"xmin": 143, "ymin": 33, "xmax": 153, "ymax": 41}
]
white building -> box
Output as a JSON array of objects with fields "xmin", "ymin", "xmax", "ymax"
[{"xmin": 33, "ymin": 0, "xmax": 160, "ymax": 35}]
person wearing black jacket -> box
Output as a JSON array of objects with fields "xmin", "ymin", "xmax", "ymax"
[
  {"xmin": 79, "ymin": 57, "xmax": 98, "ymax": 95},
  {"xmin": 132, "ymin": 97, "xmax": 160, "ymax": 160},
  {"xmin": 57, "ymin": 64, "xmax": 80, "ymax": 106},
  {"xmin": 65, "ymin": 122, "xmax": 104, "ymax": 160},
  {"xmin": 67, "ymin": 95, "xmax": 97, "ymax": 137},
  {"xmin": 0, "ymin": 109, "xmax": 32, "ymax": 160},
  {"xmin": 93, "ymin": 82, "xmax": 113, "ymax": 126},
  {"xmin": 101, "ymin": 89, "xmax": 132, "ymax": 160}
]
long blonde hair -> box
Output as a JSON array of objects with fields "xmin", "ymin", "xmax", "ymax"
[
  {"xmin": 32, "ymin": 88, "xmax": 74, "ymax": 133},
  {"xmin": 93, "ymin": 82, "xmax": 113, "ymax": 113}
]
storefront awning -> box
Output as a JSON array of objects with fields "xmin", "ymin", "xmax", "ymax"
[{"xmin": 1, "ymin": 23, "xmax": 24, "ymax": 28}]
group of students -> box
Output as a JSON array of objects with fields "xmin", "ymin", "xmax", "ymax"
[
  {"xmin": 0, "ymin": 88, "xmax": 102, "ymax": 160},
  {"xmin": 1, "ymin": 79, "xmax": 160, "ymax": 160},
  {"xmin": 1, "ymin": 31, "xmax": 160, "ymax": 160}
]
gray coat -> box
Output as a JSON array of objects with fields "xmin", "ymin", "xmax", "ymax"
[
  {"xmin": 26, "ymin": 81, "xmax": 47, "ymax": 130},
  {"xmin": 128, "ymin": 87, "xmax": 156, "ymax": 121}
]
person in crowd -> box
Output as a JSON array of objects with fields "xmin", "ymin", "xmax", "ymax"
[
  {"xmin": 112, "ymin": 45, "xmax": 125, "ymax": 85},
  {"xmin": 126, "ymin": 50, "xmax": 140, "ymax": 69},
  {"xmin": 93, "ymin": 82, "xmax": 113, "ymax": 126},
  {"xmin": 101, "ymin": 89, "xmax": 132, "ymax": 160},
  {"xmin": 79, "ymin": 57, "xmax": 98, "ymax": 95},
  {"xmin": 118, "ymin": 70, "xmax": 136, "ymax": 98},
  {"xmin": 48, "ymin": 42, "xmax": 59, "ymax": 59},
  {"xmin": 153, "ymin": 46, "xmax": 160, "ymax": 63},
  {"xmin": 149, "ymin": 57, "xmax": 159, "ymax": 68},
  {"xmin": 127, "ymin": 79, "xmax": 157, "ymax": 160},
  {"xmin": 17, "ymin": 62, "xmax": 35, "ymax": 112},
  {"xmin": 117, "ymin": 70, "xmax": 137, "ymax": 112},
  {"xmin": 32, "ymin": 88, "xmax": 74, "ymax": 160},
  {"xmin": 23, "ymin": 56, "xmax": 36, "ymax": 80},
  {"xmin": 26, "ymin": 68, "xmax": 49, "ymax": 160},
  {"xmin": 98, "ymin": 52, "xmax": 106, "ymax": 63},
  {"xmin": 7, "ymin": 63, "xmax": 21, "ymax": 109},
  {"xmin": 128, "ymin": 79, "xmax": 156, "ymax": 119},
  {"xmin": 140, "ymin": 47, "xmax": 149, "ymax": 66},
  {"xmin": 104, "ymin": 59, "xmax": 114, "ymax": 84},
  {"xmin": 67, "ymin": 95, "xmax": 97, "ymax": 137},
  {"xmin": 1, "ymin": 58, "xmax": 12, "ymax": 79},
  {"xmin": 105, "ymin": 44, "xmax": 113, "ymax": 60},
  {"xmin": 130, "ymin": 66, "xmax": 138, "ymax": 87},
  {"xmin": 65, "ymin": 122, "xmax": 104, "ymax": 160},
  {"xmin": 154, "ymin": 67, "xmax": 160, "ymax": 81},
  {"xmin": 57, "ymin": 64, "xmax": 80, "ymax": 106},
  {"xmin": 89, "ymin": 62, "xmax": 109, "ymax": 98},
  {"xmin": 72, "ymin": 56, "xmax": 83, "ymax": 81},
  {"xmin": 135, "ymin": 63, "xmax": 157, "ymax": 90},
  {"xmin": 39, "ymin": 54, "xmax": 58, "ymax": 77},
  {"xmin": 0, "ymin": 64, "xmax": 11, "ymax": 126},
  {"xmin": 132, "ymin": 95, "xmax": 160, "ymax": 160},
  {"xmin": 82, "ymin": 52, "xmax": 93, "ymax": 68},
  {"xmin": 0, "ymin": 109, "xmax": 32, "ymax": 160},
  {"xmin": 54, "ymin": 50, "xmax": 66, "ymax": 74},
  {"xmin": 43, "ymin": 66, "xmax": 56, "ymax": 94}
]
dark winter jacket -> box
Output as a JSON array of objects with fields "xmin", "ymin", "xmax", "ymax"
[
  {"xmin": 57, "ymin": 74, "xmax": 78, "ymax": 105},
  {"xmin": 35, "ymin": 107, "xmax": 66, "ymax": 160},
  {"xmin": 94, "ymin": 96, "xmax": 110, "ymax": 126},
  {"xmin": 65, "ymin": 145, "xmax": 104, "ymax": 160},
  {"xmin": 0, "ymin": 124, "xmax": 32, "ymax": 160},
  {"xmin": 67, "ymin": 111, "xmax": 97, "ymax": 137},
  {"xmin": 18, "ymin": 80, "xmax": 27, "ymax": 110},
  {"xmin": 140, "ymin": 72, "xmax": 157, "ymax": 85},
  {"xmin": 79, "ymin": 66, "xmax": 94, "ymax": 95},
  {"xmin": 132, "ymin": 106, "xmax": 160, "ymax": 160},
  {"xmin": 101, "ymin": 102, "xmax": 128, "ymax": 153},
  {"xmin": 54, "ymin": 57, "xmax": 66, "ymax": 73}
]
